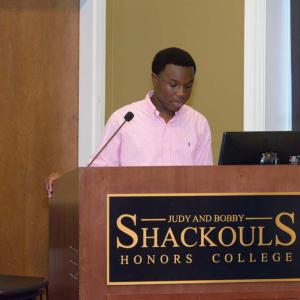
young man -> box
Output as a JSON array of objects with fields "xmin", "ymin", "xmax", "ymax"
[
  {"xmin": 89, "ymin": 47, "xmax": 213, "ymax": 167},
  {"xmin": 46, "ymin": 47, "xmax": 213, "ymax": 197}
]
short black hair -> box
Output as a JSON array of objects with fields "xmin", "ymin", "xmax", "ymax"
[{"xmin": 152, "ymin": 47, "xmax": 196, "ymax": 75}]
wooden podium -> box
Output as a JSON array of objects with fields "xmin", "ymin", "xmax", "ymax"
[{"xmin": 49, "ymin": 166, "xmax": 300, "ymax": 299}]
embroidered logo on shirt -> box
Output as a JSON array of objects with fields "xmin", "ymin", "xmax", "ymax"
[{"xmin": 188, "ymin": 142, "xmax": 191, "ymax": 147}]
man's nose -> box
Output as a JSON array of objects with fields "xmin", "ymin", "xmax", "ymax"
[{"xmin": 176, "ymin": 86, "xmax": 185, "ymax": 97}]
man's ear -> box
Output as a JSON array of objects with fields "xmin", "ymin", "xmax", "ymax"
[{"xmin": 151, "ymin": 72, "xmax": 159, "ymax": 87}]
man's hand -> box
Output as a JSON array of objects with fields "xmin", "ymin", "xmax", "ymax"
[{"xmin": 45, "ymin": 172, "xmax": 60, "ymax": 198}]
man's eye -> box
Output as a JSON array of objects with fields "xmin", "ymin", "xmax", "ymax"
[{"xmin": 170, "ymin": 83, "xmax": 177, "ymax": 88}]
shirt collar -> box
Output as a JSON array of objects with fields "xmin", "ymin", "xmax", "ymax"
[{"xmin": 145, "ymin": 91, "xmax": 158, "ymax": 116}]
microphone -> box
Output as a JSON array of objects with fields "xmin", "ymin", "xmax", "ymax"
[
  {"xmin": 87, "ymin": 111, "xmax": 134, "ymax": 167},
  {"xmin": 124, "ymin": 111, "xmax": 134, "ymax": 122}
]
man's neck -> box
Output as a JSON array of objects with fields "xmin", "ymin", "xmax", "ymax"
[{"xmin": 150, "ymin": 95, "xmax": 174, "ymax": 123}]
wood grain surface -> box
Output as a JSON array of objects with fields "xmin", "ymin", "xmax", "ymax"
[{"xmin": 0, "ymin": 0, "xmax": 79, "ymax": 277}]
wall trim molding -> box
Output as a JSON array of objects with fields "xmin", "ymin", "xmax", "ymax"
[
  {"xmin": 78, "ymin": 0, "xmax": 106, "ymax": 166},
  {"xmin": 244, "ymin": 0, "xmax": 291, "ymax": 131},
  {"xmin": 244, "ymin": 0, "xmax": 267, "ymax": 131}
]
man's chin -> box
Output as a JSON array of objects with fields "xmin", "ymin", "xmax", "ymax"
[
  {"xmin": 172, "ymin": 104, "xmax": 183, "ymax": 112},
  {"xmin": 173, "ymin": 100, "xmax": 185, "ymax": 109}
]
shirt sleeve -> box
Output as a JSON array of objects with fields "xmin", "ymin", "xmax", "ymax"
[
  {"xmin": 88, "ymin": 112, "xmax": 123, "ymax": 167},
  {"xmin": 195, "ymin": 117, "xmax": 214, "ymax": 166}
]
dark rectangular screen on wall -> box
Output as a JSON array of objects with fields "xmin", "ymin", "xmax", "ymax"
[{"xmin": 291, "ymin": 0, "xmax": 300, "ymax": 130}]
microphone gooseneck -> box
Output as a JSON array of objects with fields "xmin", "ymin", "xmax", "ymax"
[{"xmin": 87, "ymin": 111, "xmax": 134, "ymax": 167}]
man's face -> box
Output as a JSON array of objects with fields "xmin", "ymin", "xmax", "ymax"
[{"xmin": 151, "ymin": 64, "xmax": 195, "ymax": 115}]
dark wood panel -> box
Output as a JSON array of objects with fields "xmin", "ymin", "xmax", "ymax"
[
  {"xmin": 49, "ymin": 170, "xmax": 79, "ymax": 299},
  {"xmin": 0, "ymin": 0, "xmax": 79, "ymax": 277}
]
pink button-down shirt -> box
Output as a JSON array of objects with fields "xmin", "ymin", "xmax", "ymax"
[{"xmin": 90, "ymin": 92, "xmax": 213, "ymax": 167}]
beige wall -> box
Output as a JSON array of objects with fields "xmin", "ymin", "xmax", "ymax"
[{"xmin": 106, "ymin": 0, "xmax": 244, "ymax": 162}]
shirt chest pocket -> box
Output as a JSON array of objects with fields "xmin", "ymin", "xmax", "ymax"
[{"xmin": 170, "ymin": 132, "xmax": 198, "ymax": 164}]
